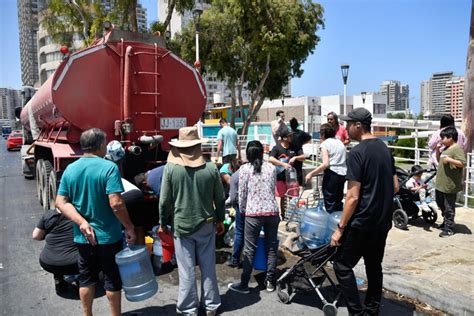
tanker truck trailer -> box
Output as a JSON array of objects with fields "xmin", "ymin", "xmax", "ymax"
[{"xmin": 20, "ymin": 28, "xmax": 206, "ymax": 211}]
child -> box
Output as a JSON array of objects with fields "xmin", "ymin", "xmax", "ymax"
[
  {"xmin": 435, "ymin": 126, "xmax": 466, "ymax": 237},
  {"xmin": 406, "ymin": 165, "xmax": 428, "ymax": 200}
]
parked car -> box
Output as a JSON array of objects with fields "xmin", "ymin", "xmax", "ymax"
[{"xmin": 6, "ymin": 131, "xmax": 23, "ymax": 151}]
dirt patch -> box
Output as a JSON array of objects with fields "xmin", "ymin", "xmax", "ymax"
[{"xmin": 382, "ymin": 289, "xmax": 448, "ymax": 315}]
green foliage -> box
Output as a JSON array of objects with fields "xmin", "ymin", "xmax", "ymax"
[
  {"xmin": 393, "ymin": 137, "xmax": 427, "ymax": 160},
  {"xmin": 172, "ymin": 0, "xmax": 324, "ymax": 134},
  {"xmin": 41, "ymin": 0, "xmax": 140, "ymax": 47}
]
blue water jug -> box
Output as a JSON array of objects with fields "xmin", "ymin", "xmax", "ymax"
[
  {"xmin": 253, "ymin": 230, "xmax": 279, "ymax": 271},
  {"xmin": 115, "ymin": 246, "xmax": 158, "ymax": 302},
  {"xmin": 325, "ymin": 211, "xmax": 342, "ymax": 243},
  {"xmin": 299, "ymin": 202, "xmax": 329, "ymax": 249}
]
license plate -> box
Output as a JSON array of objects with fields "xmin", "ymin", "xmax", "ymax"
[{"xmin": 160, "ymin": 117, "xmax": 187, "ymax": 130}]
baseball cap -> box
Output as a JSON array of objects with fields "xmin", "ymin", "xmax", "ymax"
[
  {"xmin": 339, "ymin": 107, "xmax": 372, "ymax": 125},
  {"xmin": 279, "ymin": 128, "xmax": 294, "ymax": 138}
]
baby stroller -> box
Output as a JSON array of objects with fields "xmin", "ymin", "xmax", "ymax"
[
  {"xmin": 393, "ymin": 166, "xmax": 438, "ymax": 230},
  {"xmin": 276, "ymin": 244, "xmax": 342, "ymax": 315}
]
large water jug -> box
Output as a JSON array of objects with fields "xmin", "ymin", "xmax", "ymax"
[
  {"xmin": 115, "ymin": 246, "xmax": 158, "ymax": 302},
  {"xmin": 325, "ymin": 211, "xmax": 342, "ymax": 243},
  {"xmin": 299, "ymin": 201, "xmax": 329, "ymax": 249},
  {"xmin": 286, "ymin": 167, "xmax": 299, "ymax": 197}
]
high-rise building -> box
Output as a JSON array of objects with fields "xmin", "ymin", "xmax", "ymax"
[
  {"xmin": 430, "ymin": 71, "xmax": 453, "ymax": 117},
  {"xmin": 136, "ymin": 2, "xmax": 148, "ymax": 32},
  {"xmin": 17, "ymin": 0, "xmax": 46, "ymax": 87},
  {"xmin": 35, "ymin": 1, "xmax": 147, "ymax": 84},
  {"xmin": 157, "ymin": 0, "xmax": 290, "ymax": 107},
  {"xmin": 420, "ymin": 80, "xmax": 431, "ymax": 115},
  {"xmin": 0, "ymin": 88, "xmax": 22, "ymax": 128},
  {"xmin": 379, "ymin": 80, "xmax": 409, "ymax": 112},
  {"xmin": 445, "ymin": 76, "xmax": 464, "ymax": 120}
]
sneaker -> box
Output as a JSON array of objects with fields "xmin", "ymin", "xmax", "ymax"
[
  {"xmin": 266, "ymin": 281, "xmax": 275, "ymax": 292},
  {"xmin": 228, "ymin": 282, "xmax": 250, "ymax": 294},
  {"xmin": 436, "ymin": 222, "xmax": 446, "ymax": 230},
  {"xmin": 206, "ymin": 309, "xmax": 217, "ymax": 316},
  {"xmin": 439, "ymin": 230, "xmax": 454, "ymax": 238},
  {"xmin": 226, "ymin": 260, "xmax": 240, "ymax": 268}
]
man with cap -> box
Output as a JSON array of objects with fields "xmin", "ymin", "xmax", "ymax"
[
  {"xmin": 329, "ymin": 108, "xmax": 399, "ymax": 315},
  {"xmin": 268, "ymin": 129, "xmax": 305, "ymax": 219},
  {"xmin": 159, "ymin": 127, "xmax": 225, "ymax": 316}
]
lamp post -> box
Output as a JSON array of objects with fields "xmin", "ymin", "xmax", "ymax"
[
  {"xmin": 192, "ymin": 2, "xmax": 203, "ymax": 71},
  {"xmin": 340, "ymin": 64, "xmax": 349, "ymax": 115},
  {"xmin": 361, "ymin": 91, "xmax": 367, "ymax": 105}
]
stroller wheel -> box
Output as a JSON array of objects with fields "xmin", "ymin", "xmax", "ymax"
[
  {"xmin": 393, "ymin": 209, "xmax": 408, "ymax": 230},
  {"xmin": 276, "ymin": 282, "xmax": 292, "ymax": 304},
  {"xmin": 422, "ymin": 207, "xmax": 438, "ymax": 224},
  {"xmin": 322, "ymin": 303, "xmax": 338, "ymax": 316},
  {"xmin": 277, "ymin": 289, "xmax": 291, "ymax": 304}
]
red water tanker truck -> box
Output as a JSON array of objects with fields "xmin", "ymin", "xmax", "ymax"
[{"xmin": 20, "ymin": 28, "xmax": 206, "ymax": 211}]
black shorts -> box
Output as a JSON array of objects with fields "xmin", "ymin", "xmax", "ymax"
[
  {"xmin": 39, "ymin": 259, "xmax": 78, "ymax": 276},
  {"xmin": 77, "ymin": 241, "xmax": 123, "ymax": 291},
  {"xmin": 127, "ymin": 199, "xmax": 159, "ymax": 230}
]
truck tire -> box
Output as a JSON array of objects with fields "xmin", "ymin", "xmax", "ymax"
[
  {"xmin": 36, "ymin": 159, "xmax": 44, "ymax": 205},
  {"xmin": 48, "ymin": 169, "xmax": 57, "ymax": 209},
  {"xmin": 41, "ymin": 160, "xmax": 53, "ymax": 212}
]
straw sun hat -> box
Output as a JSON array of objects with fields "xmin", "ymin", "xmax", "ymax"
[{"xmin": 168, "ymin": 127, "xmax": 208, "ymax": 167}]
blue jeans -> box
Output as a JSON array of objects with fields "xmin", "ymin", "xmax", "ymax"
[{"xmin": 231, "ymin": 207, "xmax": 244, "ymax": 265}]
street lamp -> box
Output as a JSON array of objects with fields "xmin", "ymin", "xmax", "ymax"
[
  {"xmin": 192, "ymin": 2, "xmax": 203, "ymax": 71},
  {"xmin": 361, "ymin": 91, "xmax": 367, "ymax": 105},
  {"xmin": 340, "ymin": 64, "xmax": 349, "ymax": 115}
]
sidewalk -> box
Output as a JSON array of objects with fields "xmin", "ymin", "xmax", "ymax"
[{"xmin": 280, "ymin": 206, "xmax": 474, "ymax": 315}]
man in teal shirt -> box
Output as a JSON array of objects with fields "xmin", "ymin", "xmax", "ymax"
[
  {"xmin": 160, "ymin": 127, "xmax": 225, "ymax": 315},
  {"xmin": 56, "ymin": 128, "xmax": 135, "ymax": 316},
  {"xmin": 215, "ymin": 118, "xmax": 240, "ymax": 164}
]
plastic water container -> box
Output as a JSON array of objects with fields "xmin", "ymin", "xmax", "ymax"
[
  {"xmin": 115, "ymin": 246, "xmax": 158, "ymax": 302},
  {"xmin": 286, "ymin": 167, "xmax": 299, "ymax": 197},
  {"xmin": 299, "ymin": 203, "xmax": 329, "ymax": 249},
  {"xmin": 325, "ymin": 211, "xmax": 342, "ymax": 243}
]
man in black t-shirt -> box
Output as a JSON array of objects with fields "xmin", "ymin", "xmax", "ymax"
[
  {"xmin": 329, "ymin": 108, "xmax": 399, "ymax": 315},
  {"xmin": 268, "ymin": 129, "xmax": 305, "ymax": 218},
  {"xmin": 289, "ymin": 118, "xmax": 312, "ymax": 185}
]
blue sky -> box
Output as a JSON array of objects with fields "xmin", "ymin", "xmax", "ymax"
[{"xmin": 0, "ymin": 0, "xmax": 470, "ymax": 114}]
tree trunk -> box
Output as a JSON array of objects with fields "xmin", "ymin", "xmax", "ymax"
[
  {"xmin": 237, "ymin": 72, "xmax": 246, "ymax": 134},
  {"xmin": 163, "ymin": 0, "xmax": 177, "ymax": 32},
  {"xmin": 241, "ymin": 53, "xmax": 271, "ymax": 136},
  {"xmin": 128, "ymin": 0, "xmax": 138, "ymax": 32},
  {"xmin": 229, "ymin": 83, "xmax": 236, "ymax": 129},
  {"xmin": 463, "ymin": 3, "xmax": 474, "ymax": 154}
]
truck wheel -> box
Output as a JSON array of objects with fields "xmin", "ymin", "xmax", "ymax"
[
  {"xmin": 48, "ymin": 169, "xmax": 57, "ymax": 209},
  {"xmin": 36, "ymin": 159, "xmax": 44, "ymax": 206},
  {"xmin": 41, "ymin": 161, "xmax": 53, "ymax": 212}
]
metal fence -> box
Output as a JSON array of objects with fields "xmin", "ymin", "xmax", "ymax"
[{"xmin": 464, "ymin": 152, "xmax": 474, "ymax": 208}]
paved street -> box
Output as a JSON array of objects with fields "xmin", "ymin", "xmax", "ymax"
[{"xmin": 0, "ymin": 139, "xmax": 436, "ymax": 315}]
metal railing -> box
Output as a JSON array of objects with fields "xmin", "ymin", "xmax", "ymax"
[
  {"xmin": 202, "ymin": 134, "xmax": 272, "ymax": 160},
  {"xmin": 464, "ymin": 152, "xmax": 474, "ymax": 208}
]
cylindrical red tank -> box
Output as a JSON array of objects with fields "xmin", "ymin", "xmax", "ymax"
[{"xmin": 21, "ymin": 29, "xmax": 206, "ymax": 151}]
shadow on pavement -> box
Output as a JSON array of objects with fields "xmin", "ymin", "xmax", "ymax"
[
  {"xmin": 123, "ymin": 305, "xmax": 176, "ymax": 315},
  {"xmin": 453, "ymin": 223, "xmax": 472, "ymax": 235},
  {"xmin": 220, "ymin": 284, "xmax": 262, "ymax": 312}
]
